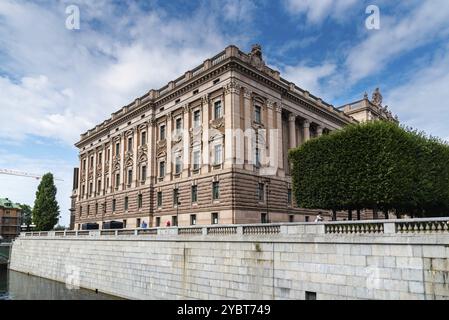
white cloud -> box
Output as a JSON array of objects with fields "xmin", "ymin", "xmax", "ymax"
[
  {"xmin": 284, "ymin": 0, "xmax": 358, "ymax": 23},
  {"xmin": 386, "ymin": 47, "xmax": 449, "ymax": 142},
  {"xmin": 0, "ymin": 0, "xmax": 231, "ymax": 145},
  {"xmin": 282, "ymin": 63, "xmax": 336, "ymax": 96},
  {"xmin": 346, "ymin": 0, "xmax": 449, "ymax": 82}
]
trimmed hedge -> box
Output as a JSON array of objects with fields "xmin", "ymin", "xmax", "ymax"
[{"xmin": 289, "ymin": 121, "xmax": 449, "ymax": 217}]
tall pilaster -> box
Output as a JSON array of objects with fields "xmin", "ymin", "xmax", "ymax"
[
  {"xmin": 182, "ymin": 104, "xmax": 190, "ymax": 177},
  {"xmin": 275, "ymin": 105, "xmax": 284, "ymax": 175},
  {"xmin": 243, "ymin": 89, "xmax": 253, "ymax": 171},
  {"xmin": 166, "ymin": 112, "xmax": 172, "ymax": 181},
  {"xmin": 288, "ymin": 113, "xmax": 296, "ymax": 149},
  {"xmin": 303, "ymin": 120, "xmax": 311, "ymax": 142},
  {"xmin": 201, "ymin": 94, "xmax": 210, "ymax": 174}
]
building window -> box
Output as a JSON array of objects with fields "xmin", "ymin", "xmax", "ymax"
[
  {"xmin": 305, "ymin": 216, "xmax": 310, "ymax": 222},
  {"xmin": 157, "ymin": 192, "xmax": 162, "ymax": 208},
  {"xmin": 212, "ymin": 181, "xmax": 220, "ymax": 200},
  {"xmin": 83, "ymin": 159, "xmax": 86, "ymax": 171},
  {"xmin": 287, "ymin": 189, "xmax": 292, "ymax": 205},
  {"xmin": 141, "ymin": 165, "xmax": 147, "ymax": 181},
  {"xmin": 261, "ymin": 213, "xmax": 267, "ymax": 224},
  {"xmin": 127, "ymin": 137, "xmax": 133, "ymax": 151},
  {"xmin": 193, "ymin": 110, "xmax": 201, "ymax": 128},
  {"xmin": 115, "ymin": 173, "xmax": 120, "ymax": 188},
  {"xmin": 79, "ymin": 206, "xmax": 82, "ymax": 216},
  {"xmin": 87, "ymin": 205, "xmax": 90, "ymax": 215},
  {"xmin": 173, "ymin": 188, "xmax": 179, "ymax": 206},
  {"xmin": 255, "ymin": 105, "xmax": 261, "ymax": 123},
  {"xmin": 211, "ymin": 212, "xmax": 218, "ymax": 225},
  {"xmin": 156, "ymin": 217, "xmax": 161, "ymax": 227},
  {"xmin": 123, "ymin": 219, "xmax": 127, "ymax": 229},
  {"xmin": 136, "ymin": 218, "xmax": 141, "ymax": 228},
  {"xmin": 160, "ymin": 125, "xmax": 166, "ymax": 140},
  {"xmin": 191, "ymin": 185, "xmax": 198, "ymax": 203},
  {"xmin": 112, "ymin": 199, "xmax": 116, "ymax": 212},
  {"xmin": 95, "ymin": 203, "xmax": 98, "ymax": 215},
  {"xmin": 89, "ymin": 182, "xmax": 93, "ymax": 196},
  {"xmin": 124, "ymin": 196, "xmax": 129, "ymax": 211},
  {"xmin": 138, "ymin": 194, "xmax": 143, "ymax": 209},
  {"xmin": 98, "ymin": 152, "xmax": 102, "ymax": 164},
  {"xmin": 107, "ymin": 149, "xmax": 110, "ymax": 161},
  {"xmin": 172, "ymin": 216, "xmax": 178, "ymax": 227},
  {"xmin": 214, "ymin": 100, "xmax": 222, "ymax": 119},
  {"xmin": 159, "ymin": 161, "xmax": 166, "ymax": 178},
  {"xmin": 103, "ymin": 202, "xmax": 106, "ymax": 214},
  {"xmin": 214, "ymin": 144, "xmax": 222, "ymax": 165},
  {"xmin": 289, "ymin": 215, "xmax": 294, "ymax": 223},
  {"xmin": 175, "ymin": 118, "xmax": 182, "ymax": 133},
  {"xmin": 128, "ymin": 169, "xmax": 133, "ymax": 185},
  {"xmin": 257, "ymin": 183, "xmax": 265, "ymax": 202},
  {"xmin": 175, "ymin": 156, "xmax": 182, "ymax": 174},
  {"xmin": 193, "ymin": 150, "xmax": 201, "ymax": 170},
  {"xmin": 82, "ymin": 185, "xmax": 85, "ymax": 196},
  {"xmin": 97, "ymin": 180, "xmax": 101, "ymax": 193},
  {"xmin": 255, "ymin": 147, "xmax": 261, "ymax": 167},
  {"xmin": 106, "ymin": 177, "xmax": 110, "ymax": 189},
  {"xmin": 115, "ymin": 143, "xmax": 120, "ymax": 156},
  {"xmin": 190, "ymin": 214, "xmax": 197, "ymax": 226},
  {"xmin": 141, "ymin": 131, "xmax": 146, "ymax": 145},
  {"xmin": 90, "ymin": 156, "xmax": 94, "ymax": 167}
]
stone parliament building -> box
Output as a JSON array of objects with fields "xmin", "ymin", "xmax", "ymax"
[{"xmin": 71, "ymin": 45, "xmax": 398, "ymax": 230}]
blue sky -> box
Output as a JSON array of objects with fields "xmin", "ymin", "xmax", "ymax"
[{"xmin": 1, "ymin": 0, "xmax": 449, "ymax": 227}]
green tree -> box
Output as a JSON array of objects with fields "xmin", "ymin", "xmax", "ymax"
[
  {"xmin": 289, "ymin": 121, "xmax": 449, "ymax": 218},
  {"xmin": 19, "ymin": 204, "xmax": 33, "ymax": 226},
  {"xmin": 33, "ymin": 173, "xmax": 60, "ymax": 231}
]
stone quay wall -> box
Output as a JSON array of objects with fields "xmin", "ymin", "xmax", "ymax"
[{"xmin": 9, "ymin": 218, "xmax": 449, "ymax": 300}]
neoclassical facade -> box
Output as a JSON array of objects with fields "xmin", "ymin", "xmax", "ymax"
[{"xmin": 72, "ymin": 44, "xmax": 397, "ymax": 229}]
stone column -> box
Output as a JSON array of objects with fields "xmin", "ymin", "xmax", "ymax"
[
  {"xmin": 119, "ymin": 133, "xmax": 125, "ymax": 191},
  {"xmin": 201, "ymin": 95, "xmax": 210, "ymax": 174},
  {"xmin": 108, "ymin": 142, "xmax": 113, "ymax": 192},
  {"xmin": 317, "ymin": 125, "xmax": 323, "ymax": 137},
  {"xmin": 224, "ymin": 80, "xmax": 239, "ymax": 169},
  {"xmin": 275, "ymin": 105, "xmax": 284, "ymax": 175},
  {"xmin": 303, "ymin": 119, "xmax": 311, "ymax": 142},
  {"xmin": 132, "ymin": 128, "xmax": 138, "ymax": 187},
  {"xmin": 182, "ymin": 105, "xmax": 190, "ymax": 177},
  {"xmin": 243, "ymin": 89, "xmax": 253, "ymax": 171},
  {"xmin": 288, "ymin": 113, "xmax": 296, "ymax": 149},
  {"xmin": 92, "ymin": 150, "xmax": 97, "ymax": 197},
  {"xmin": 101, "ymin": 146, "xmax": 105, "ymax": 195},
  {"xmin": 148, "ymin": 117, "xmax": 155, "ymax": 185},
  {"xmin": 166, "ymin": 112, "xmax": 172, "ymax": 181}
]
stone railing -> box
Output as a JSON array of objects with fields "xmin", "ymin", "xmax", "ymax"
[{"xmin": 19, "ymin": 218, "xmax": 449, "ymax": 239}]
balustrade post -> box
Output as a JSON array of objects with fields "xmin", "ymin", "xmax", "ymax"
[
  {"xmin": 202, "ymin": 227, "xmax": 208, "ymax": 236},
  {"xmin": 384, "ymin": 222, "xmax": 395, "ymax": 234},
  {"xmin": 237, "ymin": 226, "xmax": 243, "ymax": 235}
]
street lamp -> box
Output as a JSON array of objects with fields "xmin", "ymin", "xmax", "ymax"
[
  {"xmin": 265, "ymin": 178, "xmax": 271, "ymax": 223},
  {"xmin": 176, "ymin": 199, "xmax": 181, "ymax": 227}
]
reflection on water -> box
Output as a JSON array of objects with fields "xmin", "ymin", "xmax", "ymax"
[{"xmin": 0, "ymin": 266, "xmax": 122, "ymax": 300}]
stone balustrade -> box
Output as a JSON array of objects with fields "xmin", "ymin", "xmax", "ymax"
[{"xmin": 20, "ymin": 217, "xmax": 449, "ymax": 239}]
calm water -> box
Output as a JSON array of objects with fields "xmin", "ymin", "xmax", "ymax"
[{"xmin": 0, "ymin": 266, "xmax": 122, "ymax": 300}]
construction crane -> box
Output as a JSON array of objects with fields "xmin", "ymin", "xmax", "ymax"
[{"xmin": 0, "ymin": 169, "xmax": 64, "ymax": 181}]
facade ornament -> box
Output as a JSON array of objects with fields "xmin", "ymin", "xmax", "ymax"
[
  {"xmin": 266, "ymin": 100, "xmax": 274, "ymax": 110},
  {"xmin": 210, "ymin": 117, "xmax": 225, "ymax": 130},
  {"xmin": 201, "ymin": 94, "xmax": 210, "ymax": 105},
  {"xmin": 149, "ymin": 116, "xmax": 156, "ymax": 126},
  {"xmin": 288, "ymin": 114, "xmax": 296, "ymax": 122},
  {"xmin": 224, "ymin": 80, "xmax": 240, "ymax": 95},
  {"xmin": 275, "ymin": 104, "xmax": 282, "ymax": 113},
  {"xmin": 243, "ymin": 89, "xmax": 252, "ymax": 100},
  {"xmin": 363, "ymin": 92, "xmax": 369, "ymax": 100},
  {"xmin": 248, "ymin": 44, "xmax": 265, "ymax": 70},
  {"xmin": 372, "ymin": 88, "xmax": 383, "ymax": 106}
]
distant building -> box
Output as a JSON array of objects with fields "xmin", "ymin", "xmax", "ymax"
[
  {"xmin": 72, "ymin": 44, "xmax": 398, "ymax": 229},
  {"xmin": 0, "ymin": 198, "xmax": 22, "ymax": 241}
]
